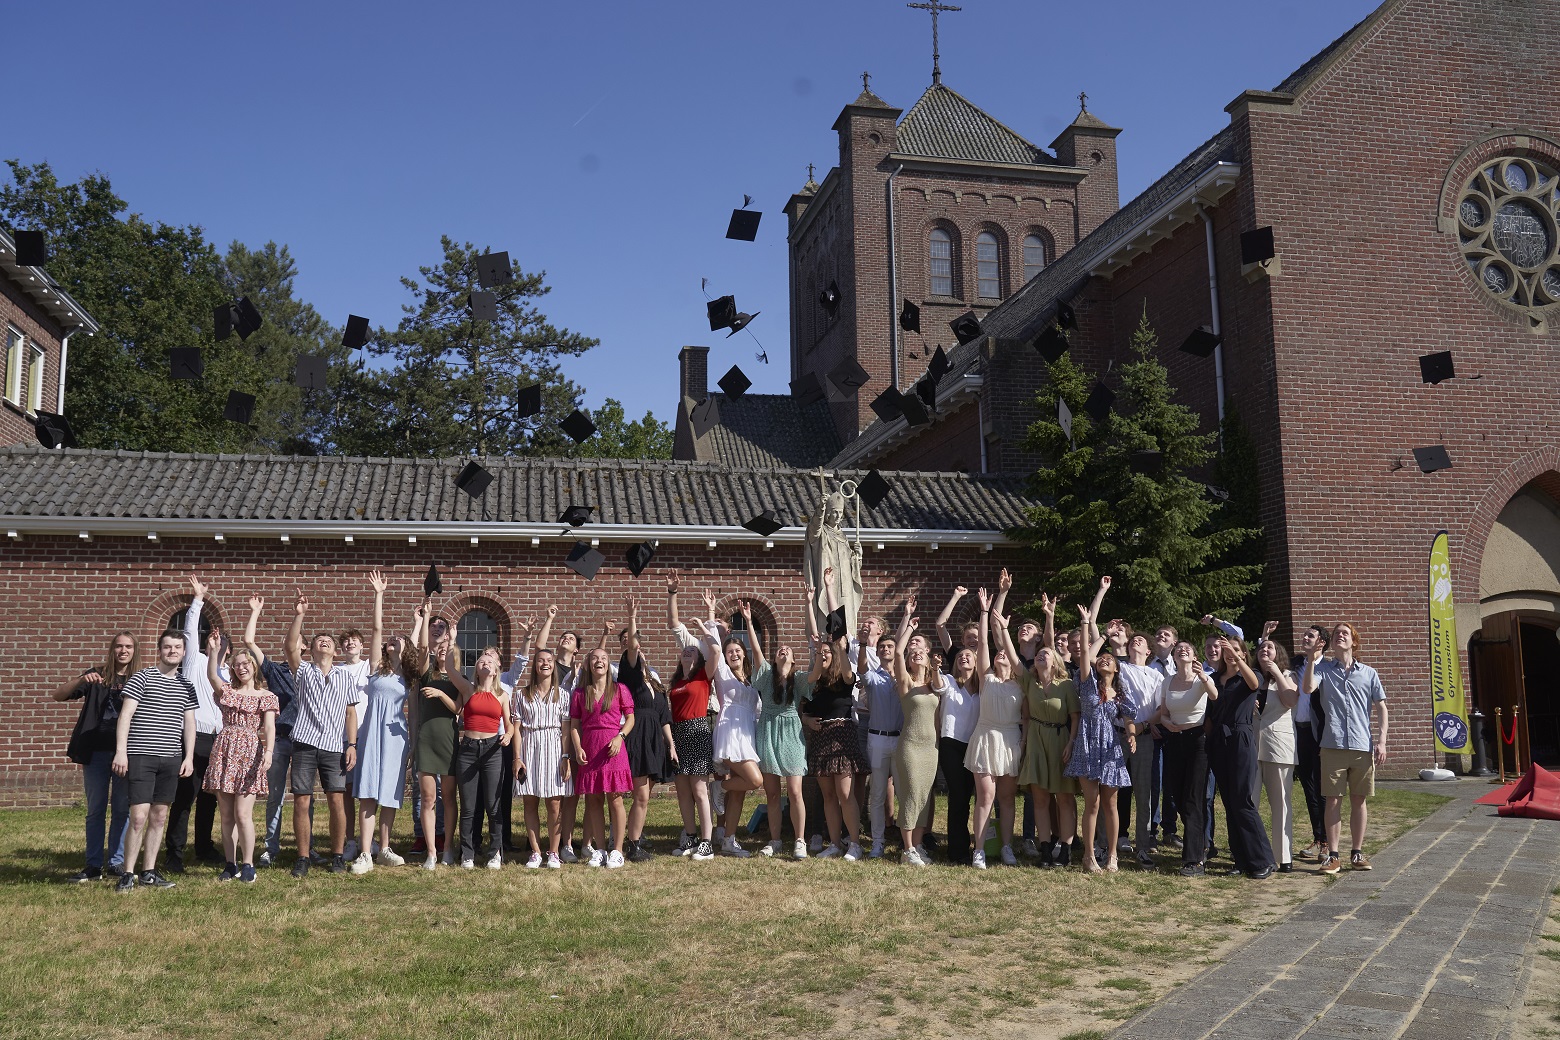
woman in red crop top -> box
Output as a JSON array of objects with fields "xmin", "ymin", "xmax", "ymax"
[
  {"xmin": 667, "ymin": 639, "xmax": 716, "ymax": 861},
  {"xmin": 449, "ymin": 648, "xmax": 514, "ymax": 869}
]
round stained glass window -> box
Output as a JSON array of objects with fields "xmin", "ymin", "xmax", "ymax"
[{"xmin": 1458, "ymin": 155, "xmax": 1560, "ymax": 314}]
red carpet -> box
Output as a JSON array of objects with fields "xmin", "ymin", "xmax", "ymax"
[{"xmin": 1479, "ymin": 765, "xmax": 1560, "ymax": 820}]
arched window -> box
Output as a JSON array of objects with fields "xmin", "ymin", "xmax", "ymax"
[
  {"xmin": 976, "ymin": 231, "xmax": 1001, "ymax": 299},
  {"xmin": 167, "ymin": 607, "xmax": 214, "ymax": 651},
  {"xmin": 1023, "ymin": 234, "xmax": 1047, "ymax": 283},
  {"xmin": 456, "ymin": 609, "xmax": 499, "ymax": 679},
  {"xmin": 929, "ymin": 228, "xmax": 954, "ymax": 296}
]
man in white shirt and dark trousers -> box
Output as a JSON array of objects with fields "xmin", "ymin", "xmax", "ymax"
[
  {"xmin": 1290, "ymin": 625, "xmax": 1332, "ymax": 861},
  {"xmin": 112, "ymin": 632, "xmax": 198, "ymax": 892},
  {"xmin": 166, "ymin": 576, "xmax": 225, "ymax": 872},
  {"xmin": 859, "ymin": 635, "xmax": 903, "ymax": 858},
  {"xmin": 1118, "ymin": 634, "xmax": 1166, "ymax": 868}
]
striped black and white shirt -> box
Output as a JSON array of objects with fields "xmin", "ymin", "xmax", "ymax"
[
  {"xmin": 121, "ymin": 666, "xmax": 198, "ymax": 758},
  {"xmin": 290, "ymin": 660, "xmax": 366, "ymax": 752}
]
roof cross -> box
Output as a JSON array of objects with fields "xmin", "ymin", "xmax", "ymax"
[{"xmin": 907, "ymin": 0, "xmax": 962, "ymax": 86}]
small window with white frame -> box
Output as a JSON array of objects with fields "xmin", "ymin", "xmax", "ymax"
[
  {"xmin": 27, "ymin": 343, "xmax": 45, "ymax": 414},
  {"xmin": 3, "ymin": 327, "xmax": 23, "ymax": 406}
]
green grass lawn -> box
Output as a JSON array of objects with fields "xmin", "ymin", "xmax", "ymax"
[{"xmin": 0, "ymin": 786, "xmax": 1449, "ymax": 1040}]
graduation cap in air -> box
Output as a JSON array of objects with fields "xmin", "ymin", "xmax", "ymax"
[
  {"xmin": 223, "ymin": 390, "xmax": 256, "ymax": 426},
  {"xmin": 423, "ymin": 564, "xmax": 443, "ymax": 597},
  {"xmin": 791, "ymin": 372, "xmax": 825, "ymax": 405},
  {"xmin": 559, "ymin": 409, "xmax": 596, "ymax": 444},
  {"xmin": 928, "ymin": 345, "xmax": 952, "ymax": 381},
  {"xmin": 13, "ymin": 229, "xmax": 47, "ymax": 267},
  {"xmin": 823, "ymin": 606, "xmax": 848, "ymax": 641},
  {"xmin": 516, "ymin": 382, "xmax": 543, "ymax": 418},
  {"xmin": 1129, "ymin": 449, "xmax": 1163, "ymax": 475},
  {"xmin": 1240, "ymin": 226, "xmax": 1276, "ymax": 265},
  {"xmin": 1179, "ymin": 327, "xmax": 1221, "ymax": 359},
  {"xmin": 294, "ymin": 355, "xmax": 327, "ymax": 390},
  {"xmin": 688, "ymin": 395, "xmax": 721, "ymax": 437},
  {"xmin": 898, "ymin": 392, "xmax": 930, "ymax": 427},
  {"xmin": 468, "ymin": 291, "xmax": 499, "ymax": 322},
  {"xmin": 899, "ymin": 299, "xmax": 921, "ymax": 333},
  {"xmin": 826, "ymin": 357, "xmax": 870, "ymax": 402},
  {"xmin": 215, "ymin": 297, "xmax": 263, "ymax": 342},
  {"xmin": 819, "ymin": 281, "xmax": 841, "ymax": 315},
  {"xmin": 1419, "ymin": 351, "xmax": 1455, "ymax": 385},
  {"xmin": 170, "ymin": 347, "xmax": 204, "ymax": 380},
  {"xmin": 1056, "ymin": 302, "xmax": 1077, "ymax": 331},
  {"xmin": 726, "ymin": 207, "xmax": 762, "ymax": 242},
  {"xmin": 214, "ymin": 303, "xmax": 237, "ymax": 342},
  {"xmin": 717, "ymin": 365, "xmax": 752, "ymax": 399},
  {"xmin": 950, "ymin": 311, "xmax": 982, "ymax": 346},
  {"xmin": 707, "ymin": 295, "xmax": 738, "ymax": 332},
  {"xmin": 1413, "ymin": 445, "xmax": 1453, "ymax": 474},
  {"xmin": 559, "ymin": 504, "xmax": 594, "ymax": 527},
  {"xmin": 726, "ymin": 311, "xmax": 759, "ymax": 337},
  {"xmin": 1057, "ymin": 398, "xmax": 1073, "ymax": 443},
  {"xmin": 342, "ymin": 314, "xmax": 370, "ymax": 350},
  {"xmin": 476, "ymin": 251, "xmax": 513, "ymax": 289},
  {"xmin": 742, "ymin": 509, "xmax": 783, "ymax": 537},
  {"xmin": 1083, "ymin": 382, "xmax": 1114, "ymax": 423},
  {"xmin": 856, "ymin": 469, "xmax": 890, "ymax": 510},
  {"xmin": 870, "ymin": 386, "xmax": 906, "ymax": 423},
  {"xmin": 565, "ymin": 541, "xmax": 606, "ymax": 581},
  {"xmin": 625, "ymin": 541, "xmax": 656, "ymax": 577},
  {"xmin": 456, "ymin": 461, "xmax": 492, "ymax": 498},
  {"xmin": 913, "ymin": 374, "xmax": 938, "ymax": 410},
  {"xmin": 1033, "ymin": 326, "xmax": 1068, "ymax": 364},
  {"xmin": 32, "ymin": 411, "xmax": 76, "ymax": 449}
]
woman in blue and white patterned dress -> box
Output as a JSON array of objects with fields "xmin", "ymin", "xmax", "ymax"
[
  {"xmin": 512, "ymin": 648, "xmax": 574, "ymax": 869},
  {"xmin": 1064, "ymin": 602, "xmax": 1132, "ymax": 874}
]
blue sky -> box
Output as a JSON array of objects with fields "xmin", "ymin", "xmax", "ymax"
[{"xmin": 8, "ymin": 0, "xmax": 1378, "ymax": 423}]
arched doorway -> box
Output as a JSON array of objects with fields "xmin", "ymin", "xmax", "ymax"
[{"xmin": 1468, "ymin": 481, "xmax": 1560, "ymax": 769}]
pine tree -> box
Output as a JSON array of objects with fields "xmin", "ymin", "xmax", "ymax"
[{"xmin": 1009, "ymin": 306, "xmax": 1261, "ymax": 634}]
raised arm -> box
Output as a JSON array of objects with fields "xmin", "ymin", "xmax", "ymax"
[
  {"xmin": 369, "ymin": 569, "xmax": 387, "ymax": 673},
  {"xmin": 1079, "ymin": 602, "xmax": 1105, "ymax": 661},
  {"xmin": 205, "ymin": 631, "xmax": 224, "ymax": 693},
  {"xmin": 183, "ymin": 574, "xmax": 208, "ymax": 683},
  {"xmin": 804, "ymin": 578, "xmax": 820, "ymax": 645},
  {"xmin": 1224, "ymin": 636, "xmax": 1260, "ymax": 690},
  {"xmin": 444, "ymin": 645, "xmax": 476, "ymax": 706},
  {"xmin": 244, "ymin": 594, "xmax": 267, "ymax": 665},
  {"xmin": 1261, "ymin": 652, "xmax": 1298, "ymax": 708},
  {"xmin": 738, "ymin": 599, "xmax": 764, "ymax": 673},
  {"xmin": 991, "ymin": 568, "xmax": 1013, "ymax": 629},
  {"xmin": 935, "ymin": 585, "xmax": 968, "ymax": 653},
  {"xmin": 991, "ymin": 607, "xmax": 1022, "ymax": 667},
  {"xmin": 411, "ymin": 596, "xmax": 432, "ymax": 676},
  {"xmin": 896, "ymin": 593, "xmax": 918, "ymax": 641},
  {"xmin": 286, "ymin": 589, "xmax": 307, "ymax": 673},
  {"xmin": 536, "ymin": 605, "xmax": 558, "ymax": 651},
  {"xmin": 1041, "ymin": 593, "xmax": 1057, "ymax": 657},
  {"xmin": 665, "ymin": 570, "xmax": 682, "ymax": 632},
  {"xmin": 1088, "ymin": 575, "xmax": 1111, "ymax": 626},
  {"xmin": 892, "ymin": 609, "xmax": 917, "ymax": 690},
  {"xmin": 1202, "ymin": 614, "xmax": 1246, "ymax": 642},
  {"xmin": 694, "ymin": 616, "xmax": 722, "ymax": 680},
  {"xmin": 623, "ymin": 598, "xmax": 642, "ymax": 669},
  {"xmin": 976, "ymin": 587, "xmax": 993, "ymax": 675}
]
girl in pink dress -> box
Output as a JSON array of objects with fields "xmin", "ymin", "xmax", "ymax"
[
  {"xmin": 569, "ymin": 648, "xmax": 636, "ymax": 868},
  {"xmin": 202, "ymin": 632, "xmax": 279, "ymax": 883}
]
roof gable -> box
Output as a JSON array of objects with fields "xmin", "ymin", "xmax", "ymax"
[{"xmin": 896, "ymin": 84, "xmax": 1053, "ymax": 166}]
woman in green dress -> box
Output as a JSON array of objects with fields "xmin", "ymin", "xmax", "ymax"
[
  {"xmin": 891, "ymin": 610, "xmax": 941, "ymax": 867},
  {"xmin": 1001, "ymin": 612, "xmax": 1081, "ymax": 869},
  {"xmin": 411, "ymin": 609, "xmax": 462, "ymax": 869}
]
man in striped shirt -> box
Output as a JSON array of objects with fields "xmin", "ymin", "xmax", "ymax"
[
  {"xmin": 286, "ymin": 591, "xmax": 365, "ymax": 877},
  {"xmin": 110, "ymin": 632, "xmax": 197, "ymax": 892}
]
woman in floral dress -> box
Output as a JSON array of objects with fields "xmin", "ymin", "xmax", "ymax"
[{"xmin": 203, "ymin": 631, "xmax": 279, "ymax": 884}]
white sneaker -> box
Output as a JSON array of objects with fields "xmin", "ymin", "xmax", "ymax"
[
  {"xmin": 972, "ymin": 850, "xmax": 988, "ymax": 870},
  {"xmin": 460, "ymin": 858, "xmax": 475, "ymax": 870},
  {"xmin": 1001, "ymin": 845, "xmax": 1018, "ymax": 867},
  {"xmin": 583, "ymin": 842, "xmax": 597, "ymax": 860},
  {"xmin": 349, "ymin": 851, "xmax": 374, "ymax": 875},
  {"xmin": 758, "ymin": 841, "xmax": 777, "ymax": 857},
  {"xmin": 423, "ymin": 853, "xmax": 437, "ymax": 871},
  {"xmin": 587, "ymin": 850, "xmax": 605, "ymax": 867},
  {"xmin": 792, "ymin": 840, "xmax": 808, "ymax": 860},
  {"xmin": 343, "ymin": 839, "xmax": 359, "ymax": 863},
  {"xmin": 808, "ymin": 834, "xmax": 824, "ymax": 854},
  {"xmin": 486, "ymin": 852, "xmax": 503, "ymax": 871},
  {"xmin": 720, "ymin": 836, "xmax": 751, "ymax": 859},
  {"xmin": 912, "ymin": 848, "xmax": 931, "ymax": 867},
  {"xmin": 816, "ymin": 842, "xmax": 842, "ymax": 859},
  {"xmin": 843, "ymin": 842, "xmax": 864, "ymax": 862},
  {"xmin": 544, "ymin": 852, "xmax": 562, "ymax": 869},
  {"xmin": 1023, "ymin": 838, "xmax": 1039, "ymax": 858},
  {"xmin": 903, "ymin": 847, "xmax": 923, "ymax": 866},
  {"xmin": 869, "ymin": 840, "xmax": 885, "ymax": 859},
  {"xmin": 606, "ymin": 850, "xmax": 625, "ymax": 869},
  {"xmin": 525, "ymin": 852, "xmax": 542, "ymax": 869},
  {"xmin": 375, "ymin": 848, "xmax": 405, "ymax": 867},
  {"xmin": 558, "ymin": 844, "xmax": 578, "ymax": 864}
]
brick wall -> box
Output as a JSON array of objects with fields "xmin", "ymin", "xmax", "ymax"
[
  {"xmin": 874, "ymin": 399, "xmax": 983, "ymax": 472},
  {"xmin": 0, "ymin": 272, "xmax": 66, "ymax": 447}
]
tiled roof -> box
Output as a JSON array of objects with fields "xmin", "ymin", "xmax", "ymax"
[
  {"xmin": 703, "ymin": 393, "xmax": 842, "ymax": 470},
  {"xmin": 0, "ymin": 447, "xmax": 1033, "ymax": 533},
  {"xmin": 896, "ymin": 84, "xmax": 1054, "ymax": 166}
]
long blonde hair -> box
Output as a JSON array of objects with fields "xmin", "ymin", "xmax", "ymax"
[
  {"xmin": 580, "ymin": 649, "xmax": 616, "ymax": 714},
  {"xmin": 523, "ymin": 649, "xmax": 560, "ymax": 704}
]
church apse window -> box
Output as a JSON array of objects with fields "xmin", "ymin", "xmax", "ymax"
[
  {"xmin": 1023, "ymin": 234, "xmax": 1047, "ymax": 283},
  {"xmin": 1458, "ymin": 155, "xmax": 1560, "ymax": 316},
  {"xmin": 976, "ymin": 231, "xmax": 1001, "ymax": 299},
  {"xmin": 930, "ymin": 228, "xmax": 954, "ymax": 296}
]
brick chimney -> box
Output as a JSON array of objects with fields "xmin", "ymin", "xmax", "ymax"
[
  {"xmin": 1050, "ymin": 103, "xmax": 1122, "ymax": 240},
  {"xmin": 679, "ymin": 345, "xmax": 709, "ymax": 402}
]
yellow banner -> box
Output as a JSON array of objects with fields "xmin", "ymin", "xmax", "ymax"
[{"xmin": 1429, "ymin": 531, "xmax": 1471, "ymax": 755}]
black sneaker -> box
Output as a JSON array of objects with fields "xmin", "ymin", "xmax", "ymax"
[
  {"xmin": 1054, "ymin": 841, "xmax": 1072, "ymax": 869},
  {"xmin": 240, "ymin": 864, "xmax": 257, "ymax": 884},
  {"xmin": 328, "ymin": 854, "xmax": 346, "ymax": 874},
  {"xmin": 1180, "ymin": 862, "xmax": 1206, "ymax": 877},
  {"xmin": 105, "ymin": 866, "xmax": 124, "ymax": 879},
  {"xmin": 675, "ymin": 831, "xmax": 696, "ymax": 856},
  {"xmin": 291, "ymin": 857, "xmax": 310, "ymax": 879},
  {"xmin": 309, "ymin": 851, "xmax": 326, "ymax": 866},
  {"xmin": 691, "ymin": 840, "xmax": 715, "ymax": 861},
  {"xmin": 217, "ymin": 863, "xmax": 238, "ymax": 882},
  {"xmin": 115, "ymin": 872, "xmax": 136, "ymax": 893},
  {"xmin": 626, "ymin": 840, "xmax": 652, "ymax": 864},
  {"xmin": 196, "ymin": 847, "xmax": 224, "ymax": 866},
  {"xmin": 68, "ymin": 867, "xmax": 103, "ymax": 884},
  {"xmin": 162, "ymin": 859, "xmax": 186, "ymax": 876},
  {"xmin": 141, "ymin": 869, "xmax": 176, "ymax": 890},
  {"xmin": 1036, "ymin": 842, "xmax": 1054, "ymax": 869}
]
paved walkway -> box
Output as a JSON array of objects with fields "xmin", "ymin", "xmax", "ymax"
[{"xmin": 1116, "ymin": 779, "xmax": 1560, "ymax": 1040}]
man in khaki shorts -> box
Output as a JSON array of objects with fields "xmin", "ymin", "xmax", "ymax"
[{"xmin": 1300, "ymin": 623, "xmax": 1389, "ymax": 875}]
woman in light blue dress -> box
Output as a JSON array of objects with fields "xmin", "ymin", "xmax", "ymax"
[
  {"xmin": 350, "ymin": 570, "xmax": 414, "ymax": 873},
  {"xmin": 1064, "ymin": 603, "xmax": 1131, "ymax": 874}
]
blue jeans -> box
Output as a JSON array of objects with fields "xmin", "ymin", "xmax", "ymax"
[
  {"xmin": 82, "ymin": 749, "xmax": 129, "ymax": 871},
  {"xmin": 265, "ymin": 733, "xmax": 314, "ymax": 858},
  {"xmin": 1153, "ymin": 739, "xmax": 1174, "ymax": 839}
]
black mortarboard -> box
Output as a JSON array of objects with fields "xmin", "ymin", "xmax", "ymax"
[
  {"xmin": 900, "ymin": 299, "xmax": 921, "ymax": 333},
  {"xmin": 950, "ymin": 311, "xmax": 982, "ymax": 346},
  {"xmin": 1084, "ymin": 382, "xmax": 1114, "ymax": 423},
  {"xmin": 825, "ymin": 606, "xmax": 848, "ymax": 641},
  {"xmin": 726, "ymin": 311, "xmax": 759, "ymax": 336},
  {"xmin": 170, "ymin": 347, "xmax": 204, "ymax": 380},
  {"xmin": 1058, "ymin": 398, "xmax": 1073, "ymax": 443},
  {"xmin": 342, "ymin": 314, "xmax": 370, "ymax": 350},
  {"xmin": 1129, "ymin": 449, "xmax": 1163, "ymax": 475},
  {"xmin": 898, "ymin": 393, "xmax": 930, "ymax": 427},
  {"xmin": 826, "ymin": 357, "xmax": 870, "ymax": 401},
  {"xmin": 688, "ymin": 395, "xmax": 721, "ymax": 437},
  {"xmin": 742, "ymin": 509, "xmax": 783, "ymax": 537},
  {"xmin": 914, "ymin": 374, "xmax": 938, "ymax": 410},
  {"xmin": 1179, "ymin": 328, "xmax": 1221, "ymax": 358},
  {"xmin": 625, "ymin": 541, "xmax": 656, "ymax": 577},
  {"xmin": 469, "ymin": 291, "xmax": 499, "ymax": 322},
  {"xmin": 32, "ymin": 411, "xmax": 76, "ymax": 449},
  {"xmin": 707, "ymin": 295, "xmax": 738, "ymax": 332},
  {"xmin": 1240, "ymin": 226, "xmax": 1276, "ymax": 265},
  {"xmin": 424, "ymin": 564, "xmax": 443, "ymax": 597},
  {"xmin": 870, "ymin": 387, "xmax": 906, "ymax": 423},
  {"xmin": 1419, "ymin": 351, "xmax": 1455, "ymax": 385},
  {"xmin": 856, "ymin": 469, "xmax": 890, "ymax": 510},
  {"xmin": 223, "ymin": 390, "xmax": 256, "ymax": 425},
  {"xmin": 791, "ymin": 372, "xmax": 825, "ymax": 405},
  {"xmin": 214, "ymin": 302, "xmax": 237, "ymax": 342},
  {"xmin": 1034, "ymin": 326, "xmax": 1068, "ymax": 363},
  {"xmin": 559, "ymin": 504, "xmax": 594, "ymax": 527},
  {"xmin": 565, "ymin": 541, "xmax": 606, "ymax": 581},
  {"xmin": 294, "ymin": 355, "xmax": 327, "ymax": 390},
  {"xmin": 1056, "ymin": 301, "xmax": 1077, "ymax": 330},
  {"xmin": 726, "ymin": 209, "xmax": 762, "ymax": 242},
  {"xmin": 516, "ymin": 382, "xmax": 543, "ymax": 418},
  {"xmin": 928, "ymin": 345, "xmax": 952, "ymax": 380},
  {"xmin": 234, "ymin": 297, "xmax": 263, "ymax": 340},
  {"xmin": 456, "ymin": 461, "xmax": 492, "ymax": 498},
  {"xmin": 717, "ymin": 365, "xmax": 752, "ymax": 398},
  {"xmin": 560, "ymin": 409, "xmax": 596, "ymax": 443},
  {"xmin": 476, "ymin": 251, "xmax": 514, "ymax": 289},
  {"xmin": 1413, "ymin": 445, "xmax": 1453, "ymax": 474},
  {"xmin": 13, "ymin": 229, "xmax": 47, "ymax": 267},
  {"xmin": 819, "ymin": 281, "xmax": 841, "ymax": 314}
]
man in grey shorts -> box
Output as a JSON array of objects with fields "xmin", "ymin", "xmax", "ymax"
[{"xmin": 286, "ymin": 592, "xmax": 364, "ymax": 877}]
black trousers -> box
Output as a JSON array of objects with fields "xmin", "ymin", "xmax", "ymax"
[
  {"xmin": 166, "ymin": 732, "xmax": 216, "ymax": 867},
  {"xmin": 474, "ymin": 741, "xmax": 515, "ymax": 853},
  {"xmin": 938, "ymin": 737, "xmax": 974, "ymax": 864},
  {"xmin": 1208, "ymin": 725, "xmax": 1274, "ymax": 873},
  {"xmin": 1162, "ymin": 728, "xmax": 1208, "ymax": 866},
  {"xmin": 457, "ymin": 735, "xmax": 504, "ymax": 861},
  {"xmin": 1294, "ymin": 721, "xmax": 1326, "ymax": 844}
]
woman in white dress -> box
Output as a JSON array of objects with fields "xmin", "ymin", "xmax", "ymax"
[
  {"xmin": 965, "ymin": 587, "xmax": 1024, "ymax": 869},
  {"xmin": 1255, "ymin": 628, "xmax": 1299, "ymax": 872},
  {"xmin": 512, "ymin": 648, "xmax": 574, "ymax": 869},
  {"xmin": 695, "ymin": 592, "xmax": 763, "ymax": 858}
]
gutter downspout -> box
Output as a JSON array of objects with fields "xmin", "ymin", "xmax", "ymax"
[
  {"xmin": 56, "ymin": 331, "xmax": 72, "ymax": 417},
  {"xmin": 977, "ymin": 389, "xmax": 988, "ymax": 474},
  {"xmin": 886, "ymin": 164, "xmax": 904, "ymax": 390},
  {"xmin": 1197, "ymin": 203, "xmax": 1226, "ymax": 439}
]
